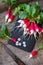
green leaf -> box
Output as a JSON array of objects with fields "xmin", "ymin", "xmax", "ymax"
[
  {"xmin": 19, "ymin": 11, "xmax": 28, "ymax": 19},
  {"xmin": 40, "ymin": 12, "xmax": 43, "ymax": 18},
  {"xmin": 31, "ymin": 2, "xmax": 40, "ymax": 17},
  {"xmin": 1, "ymin": 25, "xmax": 6, "ymax": 33},
  {"xmin": 31, "ymin": 5, "xmax": 36, "ymax": 17},
  {"xmin": 14, "ymin": 2, "xmax": 43, "ymax": 23},
  {"xmin": 24, "ymin": 4, "xmax": 31, "ymax": 16},
  {"xmin": 11, "ymin": 0, "xmax": 17, "ymax": 4},
  {"xmin": 1, "ymin": 25, "xmax": 10, "ymax": 36},
  {"xmin": 18, "ymin": 4, "xmax": 26, "ymax": 10},
  {"xmin": 14, "ymin": 6, "xmax": 21, "ymax": 15},
  {"xmin": 0, "ymin": 32, "xmax": 4, "ymax": 37},
  {"xmin": 35, "ymin": 15, "xmax": 41, "ymax": 23},
  {"xmin": 39, "ymin": 44, "xmax": 43, "ymax": 49},
  {"xmin": 2, "ymin": 0, "xmax": 8, "ymax": 3}
]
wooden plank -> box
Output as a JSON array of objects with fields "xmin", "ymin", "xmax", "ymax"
[{"xmin": 2, "ymin": 43, "xmax": 26, "ymax": 65}]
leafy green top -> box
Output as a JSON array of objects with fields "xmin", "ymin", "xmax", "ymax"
[{"xmin": 14, "ymin": 2, "xmax": 43, "ymax": 23}]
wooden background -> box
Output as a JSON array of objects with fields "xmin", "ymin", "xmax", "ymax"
[{"xmin": 0, "ymin": 0, "xmax": 43, "ymax": 65}]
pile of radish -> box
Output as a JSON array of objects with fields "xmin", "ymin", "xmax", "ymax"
[
  {"xmin": 3, "ymin": 1, "xmax": 43, "ymax": 27},
  {"xmin": 17, "ymin": 19, "xmax": 43, "ymax": 38}
]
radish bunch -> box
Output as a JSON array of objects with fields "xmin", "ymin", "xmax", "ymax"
[{"xmin": 17, "ymin": 19, "xmax": 43, "ymax": 38}]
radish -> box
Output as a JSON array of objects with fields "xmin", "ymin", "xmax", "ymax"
[
  {"xmin": 29, "ymin": 44, "xmax": 43, "ymax": 59},
  {"xmin": 23, "ymin": 19, "xmax": 30, "ymax": 28},
  {"xmin": 5, "ymin": 9, "xmax": 11, "ymax": 22},
  {"xmin": 17, "ymin": 19, "xmax": 30, "ymax": 28},
  {"xmin": 17, "ymin": 20, "xmax": 24, "ymax": 28},
  {"xmin": 11, "ymin": 38, "xmax": 16, "ymax": 42},
  {"xmin": 39, "ymin": 27, "xmax": 43, "ymax": 34},
  {"xmin": 29, "ymin": 50, "xmax": 38, "ymax": 59},
  {"xmin": 18, "ymin": 20, "xmax": 24, "ymax": 24},
  {"xmin": 34, "ymin": 23, "xmax": 39, "ymax": 33},
  {"xmin": 7, "ymin": 15, "xmax": 15, "ymax": 23},
  {"xmin": 29, "ymin": 22, "xmax": 35, "ymax": 35},
  {"xmin": 23, "ymin": 28, "xmax": 27, "ymax": 35}
]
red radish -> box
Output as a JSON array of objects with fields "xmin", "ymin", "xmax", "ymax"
[
  {"xmin": 17, "ymin": 19, "xmax": 30, "ymax": 29},
  {"xmin": 23, "ymin": 21, "xmax": 30, "ymax": 28},
  {"xmin": 29, "ymin": 50, "xmax": 38, "ymax": 59},
  {"xmin": 11, "ymin": 38, "xmax": 16, "ymax": 42},
  {"xmin": 29, "ymin": 22, "xmax": 35, "ymax": 35},
  {"xmin": 23, "ymin": 20, "xmax": 30, "ymax": 28},
  {"xmin": 39, "ymin": 27, "xmax": 43, "ymax": 34},
  {"xmin": 23, "ymin": 19, "xmax": 28, "ymax": 24},
  {"xmin": 5, "ymin": 9, "xmax": 11, "ymax": 22},
  {"xmin": 27, "ymin": 27, "xmax": 30, "ymax": 34},
  {"xmin": 7, "ymin": 15, "xmax": 15, "ymax": 23},
  {"xmin": 34, "ymin": 23, "xmax": 39, "ymax": 32}
]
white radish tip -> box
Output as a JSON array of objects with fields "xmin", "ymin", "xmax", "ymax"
[
  {"xmin": 42, "ymin": 30, "xmax": 43, "ymax": 32},
  {"xmin": 5, "ymin": 14, "xmax": 9, "ymax": 22},
  {"xmin": 23, "ymin": 24, "xmax": 26, "ymax": 28},
  {"xmin": 27, "ymin": 28, "xmax": 29, "ymax": 31},
  {"xmin": 21, "ymin": 20, "xmax": 24, "ymax": 24},
  {"xmin": 29, "ymin": 54, "xmax": 32, "ymax": 59},
  {"xmin": 23, "ymin": 31, "xmax": 27, "ymax": 35},
  {"xmin": 36, "ymin": 29, "xmax": 39, "ymax": 32},
  {"xmin": 19, "ymin": 23, "xmax": 23, "ymax": 27},
  {"xmin": 17, "ymin": 20, "xmax": 21, "ymax": 23},
  {"xmin": 8, "ymin": 19, "xmax": 11, "ymax": 23},
  {"xmin": 30, "ymin": 30, "xmax": 34, "ymax": 35},
  {"xmin": 18, "ymin": 20, "xmax": 24, "ymax": 24}
]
